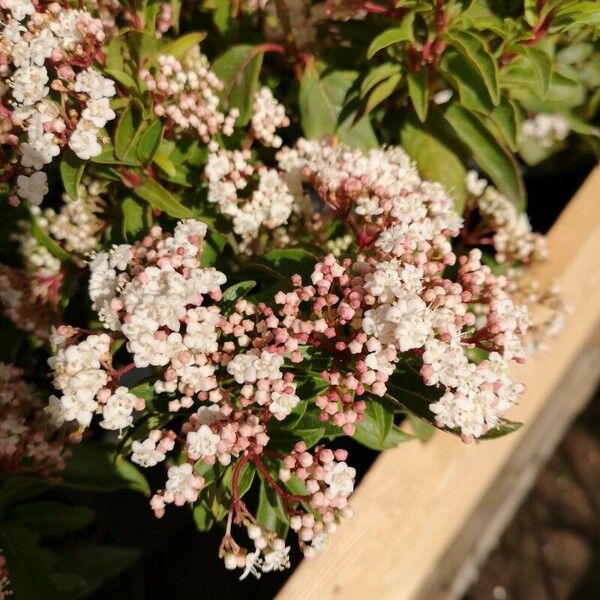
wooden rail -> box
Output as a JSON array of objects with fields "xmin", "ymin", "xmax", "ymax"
[{"xmin": 277, "ymin": 166, "xmax": 600, "ymax": 600}]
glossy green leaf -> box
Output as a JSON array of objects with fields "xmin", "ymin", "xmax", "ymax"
[
  {"xmin": 401, "ymin": 114, "xmax": 468, "ymax": 212},
  {"xmin": 0, "ymin": 476, "xmax": 51, "ymax": 513},
  {"xmin": 60, "ymin": 151, "xmax": 85, "ymax": 201},
  {"xmin": 192, "ymin": 502, "xmax": 214, "ymax": 531},
  {"xmin": 133, "ymin": 177, "xmax": 194, "ymax": 218},
  {"xmin": 440, "ymin": 49, "xmax": 495, "ymax": 113},
  {"xmin": 161, "ymin": 31, "xmax": 206, "ymax": 58},
  {"xmin": 360, "ymin": 63, "xmax": 402, "ymax": 99},
  {"xmin": 363, "ymin": 73, "xmax": 402, "ymax": 114},
  {"xmin": 212, "ymin": 45, "xmax": 264, "ymax": 125},
  {"xmin": 446, "ymin": 29, "xmax": 500, "ymax": 105},
  {"xmin": 299, "ymin": 64, "xmax": 377, "ymax": 151},
  {"xmin": 114, "ymin": 101, "xmax": 145, "ymax": 161},
  {"xmin": 488, "ymin": 98, "xmax": 522, "ymax": 152},
  {"xmin": 53, "ymin": 545, "xmax": 140, "ymax": 598},
  {"xmin": 256, "ymin": 480, "xmax": 288, "ymax": 538},
  {"xmin": 9, "ymin": 502, "xmax": 94, "ymax": 535},
  {"xmin": 514, "ymin": 45, "xmax": 552, "ymax": 99},
  {"xmin": 61, "ymin": 443, "xmax": 150, "ymax": 496},
  {"xmin": 444, "ymin": 104, "xmax": 525, "ymax": 207},
  {"xmin": 367, "ymin": 13, "xmax": 415, "ymax": 58},
  {"xmin": 104, "ymin": 68, "xmax": 138, "ymax": 93},
  {"xmin": 136, "ymin": 119, "xmax": 163, "ymax": 164},
  {"xmin": 121, "ymin": 195, "xmax": 148, "ymax": 239},
  {"xmin": 407, "ymin": 68, "xmax": 429, "ymax": 122},
  {"xmin": 353, "ymin": 401, "xmax": 397, "ymax": 450},
  {"xmin": 0, "ymin": 524, "xmax": 61, "ymax": 600}
]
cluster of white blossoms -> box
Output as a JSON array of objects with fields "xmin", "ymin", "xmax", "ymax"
[
  {"xmin": 0, "ymin": 1, "xmax": 116, "ymax": 205},
  {"xmin": 47, "ymin": 218, "xmax": 359, "ymax": 576},
  {"xmin": 140, "ymin": 49, "xmax": 238, "ymax": 143},
  {"xmin": 520, "ymin": 113, "xmax": 570, "ymax": 148},
  {"xmin": 206, "ymin": 149, "xmax": 295, "ymax": 251},
  {"xmin": 465, "ymin": 171, "xmax": 547, "ymax": 264},
  {"xmin": 251, "ymin": 86, "xmax": 290, "ymax": 148}
]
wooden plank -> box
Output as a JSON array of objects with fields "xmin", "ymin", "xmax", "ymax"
[{"xmin": 277, "ymin": 166, "xmax": 600, "ymax": 600}]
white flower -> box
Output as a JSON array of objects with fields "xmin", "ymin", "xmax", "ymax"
[
  {"xmin": 164, "ymin": 463, "xmax": 202, "ymax": 504},
  {"xmin": 131, "ymin": 438, "xmax": 166, "ymax": 468},
  {"xmin": 261, "ymin": 547, "xmax": 291, "ymax": 573},
  {"xmin": 269, "ymin": 391, "xmax": 300, "ymax": 421},
  {"xmin": 227, "ymin": 353, "xmax": 258, "ymax": 384},
  {"xmin": 108, "ymin": 244, "xmax": 133, "ymax": 270},
  {"xmin": 16, "ymin": 171, "xmax": 48, "ymax": 205},
  {"xmin": 465, "ymin": 170, "xmax": 487, "ymax": 197},
  {"xmin": 82, "ymin": 97, "xmax": 116, "ymax": 128},
  {"xmin": 68, "ymin": 120, "xmax": 102, "ymax": 160},
  {"xmin": 239, "ymin": 550, "xmax": 262, "ymax": 581},
  {"xmin": 186, "ymin": 424, "xmax": 220, "ymax": 460},
  {"xmin": 3, "ymin": 0, "xmax": 35, "ymax": 22},
  {"xmin": 58, "ymin": 393, "xmax": 98, "ymax": 427},
  {"xmin": 99, "ymin": 386, "xmax": 139, "ymax": 432},
  {"xmin": 323, "ymin": 461, "xmax": 356, "ymax": 498},
  {"xmin": 11, "ymin": 65, "xmax": 49, "ymax": 105},
  {"xmin": 74, "ymin": 68, "xmax": 116, "ymax": 99}
]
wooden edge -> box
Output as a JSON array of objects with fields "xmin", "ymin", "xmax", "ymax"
[{"xmin": 277, "ymin": 165, "xmax": 600, "ymax": 600}]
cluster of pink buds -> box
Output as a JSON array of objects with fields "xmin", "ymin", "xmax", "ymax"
[
  {"xmin": 140, "ymin": 49, "xmax": 238, "ymax": 143},
  {"xmin": 0, "ymin": 1, "xmax": 116, "ymax": 205},
  {"xmin": 0, "ymin": 363, "xmax": 69, "ymax": 477}
]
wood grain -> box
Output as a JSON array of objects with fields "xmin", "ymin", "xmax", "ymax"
[{"xmin": 277, "ymin": 166, "xmax": 600, "ymax": 600}]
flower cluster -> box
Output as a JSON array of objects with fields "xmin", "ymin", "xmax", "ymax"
[
  {"xmin": 251, "ymin": 86, "xmax": 290, "ymax": 148},
  {"xmin": 0, "ymin": 362, "xmax": 68, "ymax": 476},
  {"xmin": 47, "ymin": 218, "xmax": 357, "ymax": 577},
  {"xmin": 465, "ymin": 171, "xmax": 547, "ymax": 264},
  {"xmin": 140, "ymin": 49, "xmax": 238, "ymax": 143},
  {"xmin": 205, "ymin": 149, "xmax": 295, "ymax": 251},
  {"xmin": 520, "ymin": 113, "xmax": 570, "ymax": 148},
  {"xmin": 0, "ymin": 1, "xmax": 116, "ymax": 205}
]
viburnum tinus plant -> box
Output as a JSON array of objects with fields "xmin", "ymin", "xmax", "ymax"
[{"xmin": 0, "ymin": 0, "xmax": 596, "ymax": 592}]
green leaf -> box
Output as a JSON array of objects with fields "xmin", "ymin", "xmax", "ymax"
[
  {"xmin": 0, "ymin": 524, "xmax": 61, "ymax": 600},
  {"xmin": 443, "ymin": 103, "xmax": 525, "ymax": 207},
  {"xmin": 192, "ymin": 502, "xmax": 214, "ymax": 531},
  {"xmin": 256, "ymin": 480, "xmax": 288, "ymax": 538},
  {"xmin": 360, "ymin": 63, "xmax": 402, "ymax": 99},
  {"xmin": 89, "ymin": 143, "xmax": 140, "ymax": 166},
  {"xmin": 121, "ymin": 195, "xmax": 148, "ymax": 239},
  {"xmin": 0, "ymin": 476, "xmax": 51, "ymax": 513},
  {"xmin": 153, "ymin": 151, "xmax": 177, "ymax": 177},
  {"xmin": 299, "ymin": 64, "xmax": 377, "ymax": 151},
  {"xmin": 514, "ymin": 45, "xmax": 552, "ymax": 99},
  {"xmin": 61, "ymin": 443, "xmax": 150, "ymax": 496},
  {"xmin": 133, "ymin": 177, "xmax": 194, "ymax": 218},
  {"xmin": 53, "ymin": 545, "xmax": 140, "ymax": 598},
  {"xmin": 367, "ymin": 13, "xmax": 415, "ymax": 58},
  {"xmin": 446, "ymin": 29, "xmax": 500, "ymax": 105},
  {"xmin": 400, "ymin": 114, "xmax": 468, "ymax": 213},
  {"xmin": 480, "ymin": 418, "xmax": 522, "ymax": 439},
  {"xmin": 30, "ymin": 214, "xmax": 71, "ymax": 262},
  {"xmin": 161, "ymin": 31, "xmax": 206, "ymax": 58},
  {"xmin": 104, "ymin": 68, "xmax": 139, "ymax": 93},
  {"xmin": 353, "ymin": 401, "xmax": 395, "ymax": 450},
  {"xmin": 114, "ymin": 101, "xmax": 144, "ymax": 161},
  {"xmin": 487, "ymin": 98, "xmax": 522, "ymax": 152},
  {"xmin": 440, "ymin": 49, "xmax": 495, "ymax": 113},
  {"xmin": 363, "ymin": 73, "xmax": 402, "ymax": 114},
  {"xmin": 60, "ymin": 151, "xmax": 85, "ymax": 201},
  {"xmin": 407, "ymin": 68, "xmax": 429, "ymax": 122},
  {"xmin": 407, "ymin": 413, "xmax": 436, "ymax": 443},
  {"xmin": 136, "ymin": 119, "xmax": 163, "ymax": 164},
  {"xmin": 221, "ymin": 280, "xmax": 256, "ymax": 314},
  {"xmin": 212, "ymin": 45, "xmax": 264, "ymax": 126},
  {"xmin": 9, "ymin": 502, "xmax": 94, "ymax": 535},
  {"xmin": 221, "ymin": 461, "xmax": 255, "ymax": 500}
]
